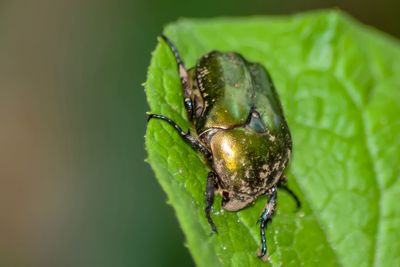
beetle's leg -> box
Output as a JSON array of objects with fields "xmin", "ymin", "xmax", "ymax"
[
  {"xmin": 278, "ymin": 184, "xmax": 301, "ymax": 210},
  {"xmin": 147, "ymin": 114, "xmax": 212, "ymax": 162},
  {"xmin": 277, "ymin": 175, "xmax": 301, "ymax": 209},
  {"xmin": 160, "ymin": 35, "xmax": 194, "ymax": 120},
  {"xmin": 257, "ymin": 186, "xmax": 277, "ymax": 259},
  {"xmin": 205, "ymin": 171, "xmax": 218, "ymax": 234}
]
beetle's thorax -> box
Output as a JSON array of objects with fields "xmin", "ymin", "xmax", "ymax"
[{"xmin": 190, "ymin": 51, "xmax": 253, "ymax": 133}]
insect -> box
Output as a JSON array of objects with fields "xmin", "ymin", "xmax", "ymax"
[{"xmin": 148, "ymin": 35, "xmax": 300, "ymax": 259}]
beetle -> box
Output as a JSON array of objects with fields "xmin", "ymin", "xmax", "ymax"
[{"xmin": 148, "ymin": 35, "xmax": 300, "ymax": 259}]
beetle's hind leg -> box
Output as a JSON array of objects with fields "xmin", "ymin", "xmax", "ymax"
[
  {"xmin": 160, "ymin": 35, "xmax": 194, "ymax": 120},
  {"xmin": 205, "ymin": 171, "xmax": 218, "ymax": 234},
  {"xmin": 147, "ymin": 114, "xmax": 212, "ymax": 162},
  {"xmin": 277, "ymin": 175, "xmax": 301, "ymax": 209},
  {"xmin": 256, "ymin": 186, "xmax": 277, "ymax": 260}
]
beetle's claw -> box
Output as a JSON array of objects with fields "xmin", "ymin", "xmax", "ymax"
[
  {"xmin": 209, "ymin": 226, "xmax": 218, "ymax": 236},
  {"xmin": 257, "ymin": 251, "xmax": 269, "ymax": 262},
  {"xmin": 294, "ymin": 199, "xmax": 302, "ymax": 211},
  {"xmin": 147, "ymin": 114, "xmax": 154, "ymax": 122},
  {"xmin": 257, "ymin": 244, "xmax": 268, "ymax": 261},
  {"xmin": 210, "ymin": 222, "xmax": 218, "ymax": 234},
  {"xmin": 207, "ymin": 223, "xmax": 218, "ymax": 236}
]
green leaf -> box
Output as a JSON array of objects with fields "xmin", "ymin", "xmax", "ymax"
[{"xmin": 144, "ymin": 10, "xmax": 400, "ymax": 267}]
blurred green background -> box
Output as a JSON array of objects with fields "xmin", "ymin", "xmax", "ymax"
[{"xmin": 0, "ymin": 0, "xmax": 398, "ymax": 266}]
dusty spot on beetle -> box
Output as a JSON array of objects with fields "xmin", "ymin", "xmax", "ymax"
[
  {"xmin": 214, "ymin": 159, "xmax": 225, "ymax": 174},
  {"xmin": 245, "ymin": 169, "xmax": 250, "ymax": 179},
  {"xmin": 268, "ymin": 135, "xmax": 276, "ymax": 142},
  {"xmin": 259, "ymin": 171, "xmax": 268, "ymax": 179},
  {"xmin": 272, "ymin": 161, "xmax": 281, "ymax": 171},
  {"xmin": 262, "ymin": 164, "xmax": 269, "ymax": 171}
]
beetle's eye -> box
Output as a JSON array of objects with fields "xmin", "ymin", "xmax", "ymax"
[{"xmin": 185, "ymin": 99, "xmax": 192, "ymax": 109}]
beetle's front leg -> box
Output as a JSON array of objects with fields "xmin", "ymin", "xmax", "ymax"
[
  {"xmin": 147, "ymin": 114, "xmax": 212, "ymax": 162},
  {"xmin": 257, "ymin": 186, "xmax": 277, "ymax": 260},
  {"xmin": 161, "ymin": 35, "xmax": 194, "ymax": 120},
  {"xmin": 205, "ymin": 171, "xmax": 218, "ymax": 234}
]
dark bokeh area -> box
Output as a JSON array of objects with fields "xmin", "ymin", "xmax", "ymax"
[{"xmin": 0, "ymin": 0, "xmax": 398, "ymax": 266}]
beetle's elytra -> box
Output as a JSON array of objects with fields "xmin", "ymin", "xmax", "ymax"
[{"xmin": 148, "ymin": 35, "xmax": 300, "ymax": 260}]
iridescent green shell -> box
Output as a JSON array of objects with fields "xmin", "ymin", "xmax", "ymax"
[{"xmin": 189, "ymin": 51, "xmax": 292, "ymax": 211}]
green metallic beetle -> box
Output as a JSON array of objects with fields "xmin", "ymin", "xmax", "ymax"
[{"xmin": 148, "ymin": 35, "xmax": 300, "ymax": 259}]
